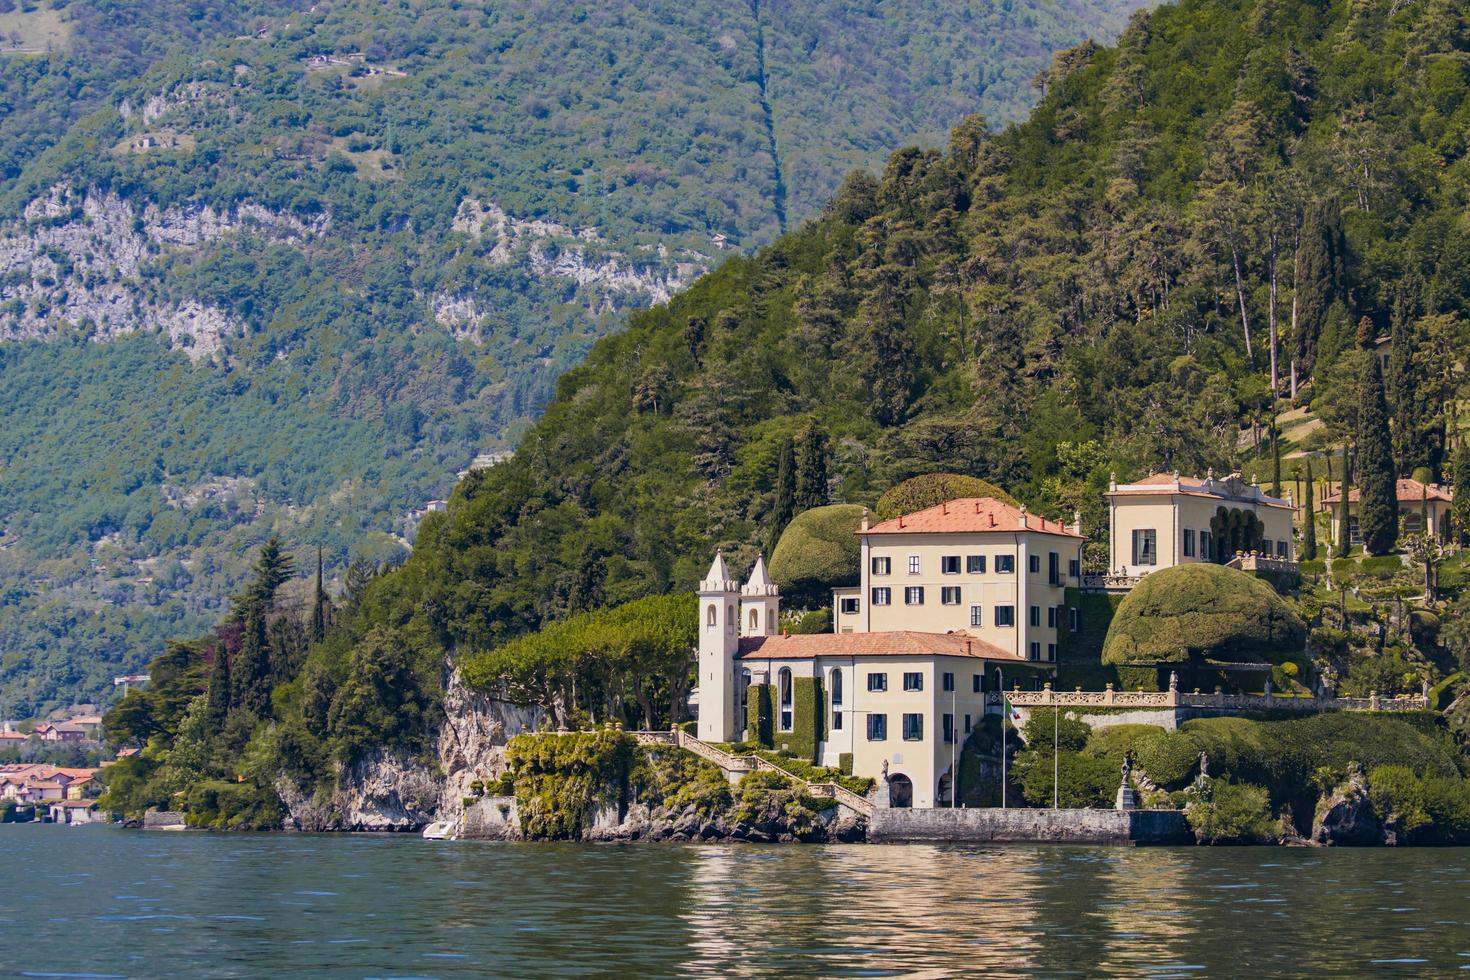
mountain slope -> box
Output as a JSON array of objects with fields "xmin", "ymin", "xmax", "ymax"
[
  {"xmin": 0, "ymin": 0, "xmax": 1146, "ymax": 712},
  {"xmin": 340, "ymin": 0, "xmax": 1469, "ymax": 666}
]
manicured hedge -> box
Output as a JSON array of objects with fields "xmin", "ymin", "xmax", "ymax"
[
  {"xmin": 1102, "ymin": 564, "xmax": 1306, "ymax": 666},
  {"xmin": 769, "ymin": 505, "xmax": 865, "ymax": 608},
  {"xmin": 872, "ymin": 473, "xmax": 1019, "ymax": 520}
]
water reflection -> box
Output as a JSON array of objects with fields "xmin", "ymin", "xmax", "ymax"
[{"xmin": 7, "ymin": 825, "xmax": 1470, "ymax": 977}]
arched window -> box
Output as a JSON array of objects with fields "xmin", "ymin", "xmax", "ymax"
[
  {"xmin": 778, "ymin": 668, "xmax": 793, "ymax": 732},
  {"xmin": 830, "ymin": 669, "xmax": 844, "ymax": 731},
  {"xmin": 706, "ymin": 604, "xmax": 717, "ymax": 628},
  {"xmin": 727, "ymin": 605, "xmax": 735, "ymax": 635},
  {"xmin": 749, "ymin": 607, "xmax": 760, "ymax": 634}
]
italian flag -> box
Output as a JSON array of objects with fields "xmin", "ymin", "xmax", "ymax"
[{"xmin": 1003, "ymin": 696, "xmax": 1022, "ymax": 725}]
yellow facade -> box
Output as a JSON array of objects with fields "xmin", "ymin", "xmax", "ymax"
[
  {"xmin": 1105, "ymin": 474, "xmax": 1295, "ymax": 577},
  {"xmin": 832, "ymin": 526, "xmax": 1083, "ymax": 664},
  {"xmin": 741, "ymin": 654, "xmax": 997, "ymax": 809}
]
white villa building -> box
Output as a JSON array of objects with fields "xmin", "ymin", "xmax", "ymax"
[{"xmin": 696, "ymin": 498, "xmax": 1082, "ymax": 808}]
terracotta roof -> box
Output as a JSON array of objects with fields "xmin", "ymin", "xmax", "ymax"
[
  {"xmin": 1321, "ymin": 478, "xmax": 1453, "ymax": 506},
  {"xmin": 863, "ymin": 498, "xmax": 1082, "ymax": 538},
  {"xmin": 737, "ymin": 630, "xmax": 1029, "ymax": 662},
  {"xmin": 0, "ymin": 732, "xmax": 25, "ymax": 740},
  {"xmin": 1108, "ymin": 473, "xmax": 1295, "ymax": 510}
]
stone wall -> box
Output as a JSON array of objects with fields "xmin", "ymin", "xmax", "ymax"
[{"xmin": 868, "ymin": 807, "xmax": 1189, "ymax": 845}]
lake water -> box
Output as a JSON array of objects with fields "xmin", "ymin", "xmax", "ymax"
[{"xmin": 3, "ymin": 825, "xmax": 1468, "ymax": 977}]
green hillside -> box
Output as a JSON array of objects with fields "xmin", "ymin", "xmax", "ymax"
[
  {"xmin": 0, "ymin": 0, "xmax": 1145, "ymax": 713},
  {"xmin": 98, "ymin": 0, "xmax": 1470, "ymax": 827}
]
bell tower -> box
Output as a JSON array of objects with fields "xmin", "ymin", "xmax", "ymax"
[
  {"xmin": 740, "ymin": 555, "xmax": 780, "ymax": 637},
  {"xmin": 697, "ymin": 551, "xmax": 741, "ymax": 742}
]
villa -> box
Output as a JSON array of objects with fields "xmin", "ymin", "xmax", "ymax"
[
  {"xmin": 697, "ymin": 498, "xmax": 1083, "ymax": 808},
  {"xmin": 1105, "ymin": 471, "xmax": 1295, "ymax": 579},
  {"xmin": 694, "ymin": 475, "xmax": 1309, "ymax": 809},
  {"xmin": 1320, "ymin": 477, "xmax": 1454, "ymax": 544}
]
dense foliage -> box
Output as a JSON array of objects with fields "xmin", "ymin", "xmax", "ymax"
[
  {"xmin": 328, "ymin": 0, "xmax": 1470, "ymax": 688},
  {"xmin": 0, "ymin": 0, "xmax": 1142, "ymax": 712}
]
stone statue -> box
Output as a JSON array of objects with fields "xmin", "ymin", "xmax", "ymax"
[
  {"xmin": 1120, "ymin": 751, "xmax": 1132, "ymax": 784},
  {"xmin": 1198, "ymin": 750, "xmax": 1210, "ymax": 778},
  {"xmin": 1168, "ymin": 671, "xmax": 1179, "ymax": 693},
  {"xmin": 881, "ymin": 760, "xmax": 889, "ymax": 780}
]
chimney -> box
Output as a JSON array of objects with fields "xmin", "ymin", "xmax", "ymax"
[
  {"xmin": 988, "ymin": 512, "xmax": 996, "ymax": 528},
  {"xmin": 965, "ymin": 639, "xmax": 973, "ymax": 657},
  {"xmin": 1018, "ymin": 504, "xmax": 1028, "ymax": 529},
  {"xmin": 1073, "ymin": 508, "xmax": 1082, "ymax": 535},
  {"xmin": 860, "ymin": 507, "xmax": 869, "ymax": 533}
]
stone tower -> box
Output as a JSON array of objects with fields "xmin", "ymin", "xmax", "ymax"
[
  {"xmin": 697, "ymin": 551, "xmax": 741, "ymax": 743},
  {"xmin": 740, "ymin": 554, "xmax": 780, "ymax": 638}
]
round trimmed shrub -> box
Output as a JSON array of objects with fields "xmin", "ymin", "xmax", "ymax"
[
  {"xmin": 1102, "ymin": 564, "xmax": 1306, "ymax": 666},
  {"xmin": 872, "ymin": 473, "xmax": 1019, "ymax": 520},
  {"xmin": 769, "ymin": 504, "xmax": 864, "ymax": 607}
]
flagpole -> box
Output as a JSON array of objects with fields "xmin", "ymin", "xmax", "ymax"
[
  {"xmin": 1053, "ymin": 702, "xmax": 1059, "ymax": 809},
  {"xmin": 1000, "ymin": 669, "xmax": 1007, "ymax": 809},
  {"xmin": 950, "ymin": 686, "xmax": 957, "ymax": 808}
]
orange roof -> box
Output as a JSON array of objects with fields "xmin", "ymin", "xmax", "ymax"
[
  {"xmin": 1321, "ymin": 478, "xmax": 1453, "ymax": 506},
  {"xmin": 737, "ymin": 630, "xmax": 1029, "ymax": 663},
  {"xmin": 863, "ymin": 498, "xmax": 1082, "ymax": 538},
  {"xmin": 1108, "ymin": 473, "xmax": 1295, "ymax": 510},
  {"xmin": 0, "ymin": 732, "xmax": 25, "ymax": 740}
]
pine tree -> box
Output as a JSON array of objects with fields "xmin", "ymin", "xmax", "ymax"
[
  {"xmin": 244, "ymin": 536, "xmax": 295, "ymax": 612},
  {"xmin": 308, "ymin": 547, "xmax": 326, "ymax": 644},
  {"xmin": 793, "ymin": 421, "xmax": 829, "ymax": 512},
  {"xmin": 1302, "ymin": 460, "xmax": 1317, "ymax": 560},
  {"xmin": 766, "ymin": 437, "xmax": 797, "ymax": 554},
  {"xmin": 1356, "ymin": 354, "xmax": 1399, "ymax": 555}
]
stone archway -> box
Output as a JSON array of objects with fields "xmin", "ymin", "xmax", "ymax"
[{"xmin": 888, "ymin": 773, "xmax": 913, "ymax": 808}]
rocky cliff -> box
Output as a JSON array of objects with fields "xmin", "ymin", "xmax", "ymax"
[{"xmin": 280, "ymin": 668, "xmax": 542, "ymax": 832}]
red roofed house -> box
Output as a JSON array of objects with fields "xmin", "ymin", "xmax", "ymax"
[
  {"xmin": 695, "ymin": 496, "xmax": 1077, "ymax": 808},
  {"xmin": 1105, "ymin": 471, "xmax": 1296, "ymax": 578},
  {"xmin": 33, "ymin": 722, "xmax": 87, "ymax": 743},
  {"xmin": 1319, "ymin": 478, "xmax": 1454, "ymax": 547}
]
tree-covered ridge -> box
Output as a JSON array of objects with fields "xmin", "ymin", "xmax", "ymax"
[
  {"xmin": 345, "ymin": 0, "xmax": 1470, "ymax": 665},
  {"xmin": 0, "ymin": 0, "xmax": 1143, "ymax": 713}
]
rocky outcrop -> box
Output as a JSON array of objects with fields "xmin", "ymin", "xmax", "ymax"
[
  {"xmin": 435, "ymin": 197, "xmax": 707, "ymax": 327},
  {"xmin": 0, "ymin": 183, "xmax": 326, "ymax": 360},
  {"xmin": 1313, "ymin": 764, "xmax": 1386, "ymax": 846},
  {"xmin": 280, "ymin": 668, "xmax": 541, "ymax": 834},
  {"xmin": 580, "ymin": 800, "xmax": 866, "ymax": 844},
  {"xmin": 279, "ymin": 748, "xmax": 442, "ymax": 832}
]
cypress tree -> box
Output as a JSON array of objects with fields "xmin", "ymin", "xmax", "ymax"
[
  {"xmin": 308, "ymin": 547, "xmax": 326, "ymax": 644},
  {"xmin": 1453, "ymin": 442, "xmax": 1470, "ymax": 545},
  {"xmin": 766, "ymin": 437, "xmax": 797, "ymax": 554},
  {"xmin": 232, "ymin": 601, "xmax": 272, "ymax": 717},
  {"xmin": 1356, "ymin": 355, "xmax": 1399, "ymax": 555},
  {"xmin": 793, "ymin": 422, "xmax": 829, "ymax": 512},
  {"xmin": 1301, "ymin": 461, "xmax": 1317, "ymax": 560},
  {"xmin": 1270, "ymin": 415, "xmax": 1282, "ymax": 497},
  {"xmin": 1294, "ymin": 199, "xmax": 1344, "ymax": 379},
  {"xmin": 1338, "ymin": 449, "xmax": 1352, "ymax": 558},
  {"xmin": 1386, "ymin": 321, "xmax": 1424, "ymax": 475},
  {"xmin": 204, "ymin": 645, "xmax": 231, "ymax": 731}
]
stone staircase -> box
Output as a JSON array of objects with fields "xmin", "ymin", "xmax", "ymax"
[{"xmin": 633, "ymin": 729, "xmax": 875, "ymax": 818}]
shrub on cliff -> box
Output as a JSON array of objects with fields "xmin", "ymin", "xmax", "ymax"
[
  {"xmin": 872, "ymin": 474, "xmax": 1019, "ymax": 521},
  {"xmin": 1102, "ymin": 564, "xmax": 1306, "ymax": 666},
  {"xmin": 1186, "ymin": 779, "xmax": 1278, "ymax": 843},
  {"xmin": 507, "ymin": 730, "xmax": 635, "ymax": 840},
  {"xmin": 768, "ymin": 505, "xmax": 865, "ymax": 608}
]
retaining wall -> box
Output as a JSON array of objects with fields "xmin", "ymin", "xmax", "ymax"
[{"xmin": 869, "ymin": 807, "xmax": 1190, "ymax": 845}]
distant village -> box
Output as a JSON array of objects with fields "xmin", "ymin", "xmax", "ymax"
[{"xmin": 1, "ymin": 712, "xmax": 117, "ymax": 825}]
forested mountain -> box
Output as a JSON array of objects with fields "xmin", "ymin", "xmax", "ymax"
[
  {"xmin": 98, "ymin": 0, "xmax": 1470, "ymax": 822},
  {"xmin": 0, "ymin": 0, "xmax": 1146, "ymax": 713},
  {"xmin": 347, "ymin": 0, "xmax": 1470, "ymax": 672}
]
